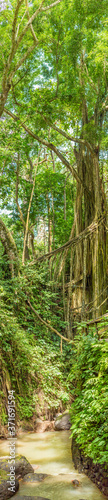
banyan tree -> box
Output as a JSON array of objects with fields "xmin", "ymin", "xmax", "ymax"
[{"xmin": 0, "ymin": 0, "xmax": 108, "ymax": 338}]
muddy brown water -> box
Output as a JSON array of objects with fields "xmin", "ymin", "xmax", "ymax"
[{"xmin": 0, "ymin": 430, "xmax": 106, "ymax": 500}]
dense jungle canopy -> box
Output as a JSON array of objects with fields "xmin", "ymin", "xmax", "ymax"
[{"xmin": 0, "ymin": 0, "xmax": 108, "ymax": 468}]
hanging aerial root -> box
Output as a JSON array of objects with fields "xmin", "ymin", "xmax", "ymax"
[
  {"xmin": 35, "ymin": 217, "xmax": 104, "ymax": 263},
  {"xmin": 53, "ymin": 251, "xmax": 63, "ymax": 281},
  {"xmin": 57, "ymin": 196, "xmax": 80, "ymax": 278}
]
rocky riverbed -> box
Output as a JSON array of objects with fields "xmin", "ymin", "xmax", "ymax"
[{"xmin": 0, "ymin": 430, "xmax": 108, "ymax": 500}]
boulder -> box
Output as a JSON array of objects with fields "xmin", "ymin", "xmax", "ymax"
[
  {"xmin": 22, "ymin": 473, "xmax": 48, "ymax": 483},
  {"xmin": 71, "ymin": 479, "xmax": 80, "ymax": 486},
  {"xmin": 36, "ymin": 419, "xmax": 54, "ymax": 433},
  {"xmin": 15, "ymin": 497, "xmax": 51, "ymax": 500},
  {"xmin": 15, "ymin": 455, "xmax": 34, "ymax": 478},
  {"xmin": 0, "ymin": 469, "xmax": 19, "ymax": 500},
  {"xmin": 54, "ymin": 412, "xmax": 71, "ymax": 430},
  {"xmin": 0, "ymin": 455, "xmax": 34, "ymax": 479}
]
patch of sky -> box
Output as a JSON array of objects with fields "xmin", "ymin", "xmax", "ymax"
[
  {"xmin": 0, "ymin": 206, "xmax": 12, "ymax": 217},
  {"xmin": 0, "ymin": 0, "xmax": 7, "ymax": 10},
  {"xmin": 0, "ymin": 0, "xmax": 12, "ymax": 11},
  {"xmin": 32, "ymin": 67, "xmax": 54, "ymax": 89},
  {"xmin": 29, "ymin": 49, "xmax": 53, "ymax": 88},
  {"xmin": 99, "ymin": 150, "xmax": 108, "ymax": 160}
]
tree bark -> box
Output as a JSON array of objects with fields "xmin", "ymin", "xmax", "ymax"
[
  {"xmin": 0, "ymin": 218, "xmax": 19, "ymax": 277},
  {"xmin": 73, "ymin": 145, "xmax": 107, "ymax": 318}
]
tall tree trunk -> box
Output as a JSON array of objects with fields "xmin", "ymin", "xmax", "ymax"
[
  {"xmin": 64, "ymin": 181, "xmax": 66, "ymax": 221},
  {"xmin": 48, "ymin": 218, "xmax": 52, "ymax": 254},
  {"xmin": 22, "ymin": 158, "xmax": 38, "ymax": 265},
  {"xmin": 46, "ymin": 193, "xmax": 52, "ymax": 253},
  {"xmin": 0, "ymin": 218, "xmax": 19, "ymax": 277},
  {"xmin": 72, "ymin": 145, "xmax": 107, "ymax": 318},
  {"xmin": 52, "ymin": 191, "xmax": 55, "ymax": 249}
]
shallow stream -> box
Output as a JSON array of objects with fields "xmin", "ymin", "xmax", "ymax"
[{"xmin": 0, "ymin": 431, "xmax": 106, "ymax": 500}]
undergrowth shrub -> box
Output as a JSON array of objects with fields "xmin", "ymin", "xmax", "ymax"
[{"xmin": 69, "ymin": 323, "xmax": 108, "ymax": 464}]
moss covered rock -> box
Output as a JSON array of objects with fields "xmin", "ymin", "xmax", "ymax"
[
  {"xmin": 15, "ymin": 497, "xmax": 51, "ymax": 499},
  {"xmin": 0, "ymin": 455, "xmax": 34, "ymax": 479},
  {"xmin": 0, "ymin": 469, "xmax": 19, "ymax": 500},
  {"xmin": 22, "ymin": 473, "xmax": 49, "ymax": 483}
]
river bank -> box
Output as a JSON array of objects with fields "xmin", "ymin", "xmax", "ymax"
[
  {"xmin": 0, "ymin": 431, "xmax": 107, "ymax": 500},
  {"xmin": 72, "ymin": 437, "xmax": 108, "ymax": 498}
]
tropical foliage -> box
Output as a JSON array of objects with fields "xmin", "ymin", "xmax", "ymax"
[
  {"xmin": 69, "ymin": 324, "xmax": 108, "ymax": 464},
  {"xmin": 0, "ymin": 0, "xmax": 108, "ymax": 466}
]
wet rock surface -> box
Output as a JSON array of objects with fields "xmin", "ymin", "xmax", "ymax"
[
  {"xmin": 71, "ymin": 478, "xmax": 80, "ymax": 486},
  {"xmin": 0, "ymin": 455, "xmax": 34, "ymax": 500},
  {"xmin": 0, "ymin": 469, "xmax": 19, "ymax": 500},
  {"xmin": 54, "ymin": 412, "xmax": 71, "ymax": 430},
  {"xmin": 15, "ymin": 497, "xmax": 51, "ymax": 500},
  {"xmin": 0, "ymin": 456, "xmax": 34, "ymax": 479},
  {"xmin": 35, "ymin": 418, "xmax": 54, "ymax": 433},
  {"xmin": 22, "ymin": 473, "xmax": 49, "ymax": 482},
  {"xmin": 72, "ymin": 438, "xmax": 108, "ymax": 498}
]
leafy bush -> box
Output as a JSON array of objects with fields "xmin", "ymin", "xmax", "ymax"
[
  {"xmin": 69, "ymin": 324, "xmax": 108, "ymax": 464},
  {"xmin": 0, "ymin": 268, "xmax": 70, "ymax": 424}
]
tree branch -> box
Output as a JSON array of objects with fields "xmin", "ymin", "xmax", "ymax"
[
  {"xmin": 25, "ymin": 0, "xmax": 38, "ymax": 43},
  {"xmin": 44, "ymin": 120, "xmax": 94, "ymax": 156},
  {"xmin": 0, "ymin": 0, "xmax": 62, "ymax": 116},
  {"xmin": 9, "ymin": 43, "xmax": 36, "ymax": 80},
  {"xmin": 4, "ymin": 107, "xmax": 90, "ymax": 189},
  {"xmin": 16, "ymin": 1, "xmax": 45, "ymax": 47},
  {"xmin": 12, "ymin": 0, "xmax": 24, "ymax": 44},
  {"xmin": 41, "ymin": 0, "xmax": 62, "ymax": 11},
  {"xmin": 15, "ymin": 0, "xmax": 62, "ymax": 48},
  {"xmin": 2, "ymin": 0, "xmax": 24, "ymax": 90},
  {"xmin": 26, "ymin": 295, "xmax": 73, "ymax": 344}
]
